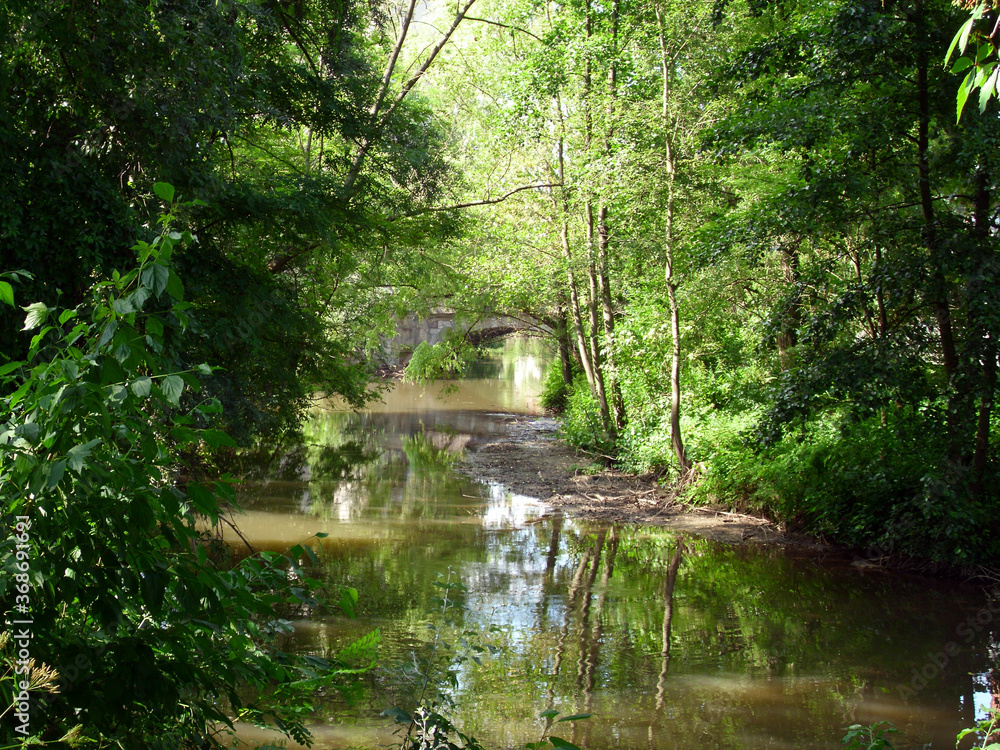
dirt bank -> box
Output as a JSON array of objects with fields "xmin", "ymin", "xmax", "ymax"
[{"xmin": 457, "ymin": 414, "xmax": 829, "ymax": 550}]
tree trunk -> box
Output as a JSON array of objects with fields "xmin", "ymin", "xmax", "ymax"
[
  {"xmin": 912, "ymin": 2, "xmax": 969, "ymax": 470},
  {"xmin": 555, "ymin": 299, "xmax": 575, "ymax": 387},
  {"xmin": 914, "ymin": 4, "xmax": 957, "ymax": 380},
  {"xmin": 580, "ymin": 0, "xmax": 613, "ymax": 436},
  {"xmin": 597, "ymin": 0, "xmax": 626, "ymax": 433},
  {"xmin": 776, "ymin": 242, "xmax": 801, "ymax": 371},
  {"xmin": 586, "ymin": 203, "xmax": 613, "ymax": 434},
  {"xmin": 555, "ymin": 103, "xmax": 598, "ymax": 401},
  {"xmin": 657, "ymin": 9, "xmax": 690, "ymax": 474},
  {"xmin": 666, "ymin": 255, "xmax": 689, "ymax": 473},
  {"xmin": 971, "ymin": 167, "xmax": 995, "ymax": 492}
]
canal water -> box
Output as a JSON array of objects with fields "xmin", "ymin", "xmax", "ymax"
[{"xmin": 231, "ymin": 338, "xmax": 998, "ymax": 750}]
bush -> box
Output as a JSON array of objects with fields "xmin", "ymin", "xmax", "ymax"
[
  {"xmin": 0, "ymin": 191, "xmax": 372, "ymax": 748},
  {"xmin": 538, "ymin": 358, "xmax": 573, "ymax": 414},
  {"xmin": 696, "ymin": 407, "xmax": 1000, "ymax": 565},
  {"xmin": 404, "ymin": 335, "xmax": 477, "ymax": 385},
  {"xmin": 558, "ymin": 374, "xmax": 616, "ymax": 457}
]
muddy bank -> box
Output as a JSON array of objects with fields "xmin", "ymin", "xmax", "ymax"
[{"xmin": 457, "ymin": 414, "xmax": 830, "ymax": 551}]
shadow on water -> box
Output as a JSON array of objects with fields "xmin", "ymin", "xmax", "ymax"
[{"xmin": 225, "ymin": 338, "xmax": 1000, "ymax": 750}]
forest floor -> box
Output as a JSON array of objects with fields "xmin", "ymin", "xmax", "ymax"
[{"xmin": 458, "ymin": 413, "xmax": 831, "ymax": 552}]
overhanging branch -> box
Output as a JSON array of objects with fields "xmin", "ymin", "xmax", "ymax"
[{"xmin": 401, "ymin": 183, "xmax": 563, "ymax": 217}]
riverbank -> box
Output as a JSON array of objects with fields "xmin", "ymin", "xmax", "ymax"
[{"xmin": 457, "ymin": 414, "xmax": 831, "ymax": 552}]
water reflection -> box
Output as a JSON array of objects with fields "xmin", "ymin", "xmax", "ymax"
[{"xmin": 226, "ymin": 338, "xmax": 998, "ymax": 750}]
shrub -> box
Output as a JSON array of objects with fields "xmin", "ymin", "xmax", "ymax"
[{"xmin": 0, "ymin": 189, "xmax": 372, "ymax": 748}]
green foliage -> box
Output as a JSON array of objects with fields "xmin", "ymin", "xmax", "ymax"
[
  {"xmin": 946, "ymin": 3, "xmax": 1000, "ymax": 120},
  {"xmin": 539, "ymin": 358, "xmax": 573, "ymax": 414},
  {"xmin": 957, "ymin": 709, "xmax": 1000, "ymax": 749},
  {"xmin": 694, "ymin": 406, "xmax": 1000, "ymax": 564},
  {"xmin": 404, "ymin": 336, "xmax": 478, "ymax": 385},
  {"xmin": 841, "ymin": 722, "xmax": 898, "ymax": 750},
  {"xmin": 0, "ymin": 0, "xmax": 466, "ymax": 447},
  {"xmin": 0, "ymin": 203, "xmax": 374, "ymax": 748},
  {"xmin": 557, "ymin": 375, "xmax": 616, "ymax": 458}
]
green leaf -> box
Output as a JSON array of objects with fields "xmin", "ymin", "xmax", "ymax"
[
  {"xmin": 960, "ymin": 13, "xmax": 978, "ymax": 56},
  {"xmin": 22, "ymin": 302, "xmax": 49, "ymax": 331},
  {"xmin": 161, "ymin": 374, "xmax": 184, "ymax": 406},
  {"xmin": 555, "ymin": 714, "xmax": 592, "ymax": 723},
  {"xmin": 340, "ymin": 586, "xmax": 358, "ymax": 618},
  {"xmin": 165, "ymin": 270, "xmax": 184, "ymax": 301},
  {"xmin": 29, "ymin": 326, "xmax": 53, "ymax": 351},
  {"xmin": 201, "ymin": 428, "xmax": 236, "ymax": 449},
  {"xmin": 381, "ymin": 708, "xmax": 412, "ymax": 724},
  {"xmin": 112, "ymin": 296, "xmax": 137, "ymax": 315},
  {"xmin": 981, "ymin": 65, "xmax": 1000, "ymax": 112},
  {"xmin": 0, "ymin": 361, "xmax": 22, "ymax": 377},
  {"xmin": 539, "ymin": 709, "xmax": 559, "ymax": 720},
  {"xmin": 186, "ymin": 483, "xmax": 218, "ymax": 520},
  {"xmin": 975, "ymin": 61, "xmax": 996, "ymax": 87},
  {"xmin": 141, "ymin": 263, "xmax": 170, "ymax": 297},
  {"xmin": 548, "ymin": 737, "xmax": 581, "ymax": 749},
  {"xmin": 0, "ymin": 281, "xmax": 13, "ymax": 307},
  {"xmin": 16, "ymin": 423, "xmax": 39, "ymax": 442},
  {"xmin": 47, "ymin": 459, "xmax": 67, "ymax": 488},
  {"xmin": 958, "ymin": 69, "xmax": 976, "ymax": 121},
  {"xmin": 99, "ymin": 356, "xmax": 127, "ymax": 386},
  {"xmin": 96, "ymin": 319, "xmax": 118, "ymax": 350},
  {"xmin": 67, "ymin": 439, "xmax": 102, "ymax": 474},
  {"xmin": 153, "ymin": 182, "xmax": 175, "ymax": 203},
  {"xmin": 301, "ymin": 544, "xmax": 319, "ymax": 566},
  {"xmin": 947, "ymin": 17, "xmax": 976, "ymax": 65},
  {"xmin": 131, "ymin": 376, "xmax": 152, "ymax": 398},
  {"xmin": 952, "ymin": 56, "xmax": 974, "ymax": 74}
]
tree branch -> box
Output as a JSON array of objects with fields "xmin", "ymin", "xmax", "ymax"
[
  {"xmin": 464, "ymin": 15, "xmax": 543, "ymax": 40},
  {"xmin": 401, "ymin": 183, "xmax": 562, "ymax": 216}
]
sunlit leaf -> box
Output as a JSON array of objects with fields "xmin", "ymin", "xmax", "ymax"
[
  {"xmin": 981, "ymin": 65, "xmax": 1000, "ymax": 113},
  {"xmin": 958, "ymin": 69, "xmax": 976, "ymax": 121},
  {"xmin": 153, "ymin": 182, "xmax": 175, "ymax": 203},
  {"xmin": 947, "ymin": 16, "xmax": 976, "ymax": 65},
  {"xmin": 22, "ymin": 302, "xmax": 49, "ymax": 331},
  {"xmin": 952, "ymin": 56, "xmax": 974, "ymax": 74}
]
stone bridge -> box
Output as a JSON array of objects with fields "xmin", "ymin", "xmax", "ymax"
[{"xmin": 383, "ymin": 310, "xmax": 530, "ymax": 366}]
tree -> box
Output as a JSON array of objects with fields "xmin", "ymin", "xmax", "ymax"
[
  {"xmin": 0, "ymin": 0, "xmax": 472, "ymax": 442},
  {"xmin": 0, "ymin": 195, "xmax": 374, "ymax": 748},
  {"xmin": 692, "ymin": 0, "xmax": 1000, "ymax": 561}
]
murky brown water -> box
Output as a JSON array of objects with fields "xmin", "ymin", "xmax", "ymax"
[{"xmin": 230, "ymin": 338, "xmax": 999, "ymax": 750}]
